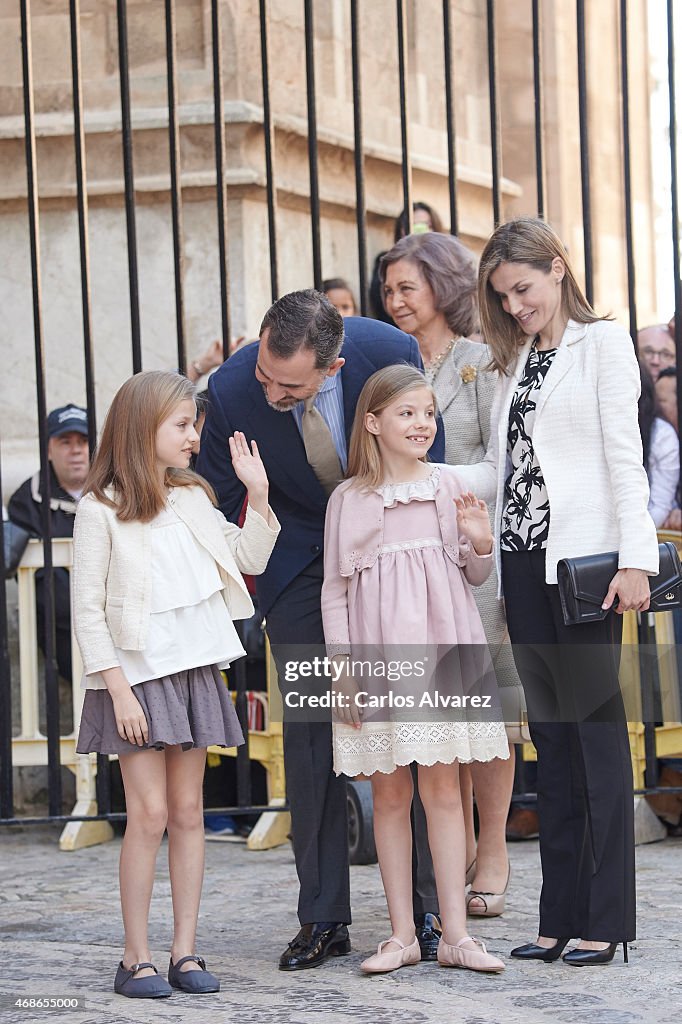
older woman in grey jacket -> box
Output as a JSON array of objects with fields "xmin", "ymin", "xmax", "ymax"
[{"xmin": 380, "ymin": 231, "xmax": 522, "ymax": 919}]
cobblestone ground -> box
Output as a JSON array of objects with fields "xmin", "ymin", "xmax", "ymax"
[{"xmin": 0, "ymin": 825, "xmax": 680, "ymax": 1024}]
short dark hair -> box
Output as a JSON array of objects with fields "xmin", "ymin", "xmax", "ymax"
[
  {"xmin": 195, "ymin": 388, "xmax": 210, "ymax": 417},
  {"xmin": 259, "ymin": 289, "xmax": 344, "ymax": 369},
  {"xmin": 322, "ymin": 277, "xmax": 352, "ymax": 294},
  {"xmin": 657, "ymin": 366, "xmax": 678, "ymax": 381}
]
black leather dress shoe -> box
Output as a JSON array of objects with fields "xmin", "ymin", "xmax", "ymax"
[
  {"xmin": 510, "ymin": 938, "xmax": 570, "ymax": 962},
  {"xmin": 415, "ymin": 913, "xmax": 442, "ymax": 961},
  {"xmin": 563, "ymin": 942, "xmax": 628, "ymax": 966},
  {"xmin": 278, "ymin": 923, "xmax": 351, "ymax": 971}
]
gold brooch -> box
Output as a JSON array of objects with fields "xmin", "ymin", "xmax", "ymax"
[{"xmin": 460, "ymin": 364, "xmax": 477, "ymax": 383}]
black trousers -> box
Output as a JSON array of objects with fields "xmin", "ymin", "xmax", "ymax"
[
  {"xmin": 410, "ymin": 765, "xmax": 439, "ymax": 916},
  {"xmin": 267, "ymin": 556, "xmax": 438, "ymax": 925},
  {"xmin": 502, "ymin": 549, "xmax": 636, "ymax": 941}
]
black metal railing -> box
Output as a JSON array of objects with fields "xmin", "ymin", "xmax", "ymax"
[
  {"xmin": 1, "ymin": 0, "xmax": 681, "ymax": 827},
  {"xmin": 19, "ymin": 0, "xmax": 61, "ymax": 818}
]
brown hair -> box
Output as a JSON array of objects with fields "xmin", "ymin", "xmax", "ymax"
[
  {"xmin": 379, "ymin": 232, "xmax": 478, "ymax": 338},
  {"xmin": 322, "ymin": 277, "xmax": 357, "ymax": 314},
  {"xmin": 85, "ymin": 371, "xmax": 215, "ymax": 522},
  {"xmin": 394, "ymin": 201, "xmax": 444, "ymax": 241},
  {"xmin": 478, "ymin": 217, "xmax": 603, "ymax": 374},
  {"xmin": 347, "ymin": 364, "xmax": 436, "ymax": 488}
]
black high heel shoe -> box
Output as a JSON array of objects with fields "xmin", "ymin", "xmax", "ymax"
[
  {"xmin": 563, "ymin": 942, "xmax": 628, "ymax": 966},
  {"xmin": 510, "ymin": 937, "xmax": 571, "ymax": 962}
]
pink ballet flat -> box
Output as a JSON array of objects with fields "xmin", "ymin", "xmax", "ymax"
[
  {"xmin": 360, "ymin": 936, "xmax": 421, "ymax": 974},
  {"xmin": 437, "ymin": 936, "xmax": 505, "ymax": 973}
]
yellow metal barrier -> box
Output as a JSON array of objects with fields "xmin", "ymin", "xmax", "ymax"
[
  {"xmin": 522, "ymin": 608, "xmax": 682, "ymax": 777},
  {"xmin": 209, "ymin": 645, "xmax": 291, "ymax": 851},
  {"xmin": 14, "ymin": 538, "xmax": 113, "ymax": 850},
  {"xmin": 628, "ymin": 529, "xmax": 682, "ymax": 785},
  {"xmin": 14, "ymin": 535, "xmax": 682, "ymax": 847}
]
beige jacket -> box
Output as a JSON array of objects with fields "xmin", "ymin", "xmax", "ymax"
[{"xmin": 72, "ymin": 484, "xmax": 280, "ymax": 676}]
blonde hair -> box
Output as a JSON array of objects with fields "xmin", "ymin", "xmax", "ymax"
[
  {"xmin": 85, "ymin": 370, "xmax": 215, "ymax": 522},
  {"xmin": 347, "ymin": 364, "xmax": 436, "ymax": 488},
  {"xmin": 478, "ymin": 217, "xmax": 604, "ymax": 374}
]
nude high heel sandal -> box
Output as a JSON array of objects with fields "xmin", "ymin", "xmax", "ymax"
[{"xmin": 466, "ymin": 864, "xmax": 511, "ymax": 918}]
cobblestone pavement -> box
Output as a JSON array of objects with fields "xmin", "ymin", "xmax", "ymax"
[{"xmin": 0, "ymin": 825, "xmax": 680, "ymax": 1024}]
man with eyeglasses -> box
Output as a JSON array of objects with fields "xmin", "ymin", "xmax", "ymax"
[{"xmin": 637, "ymin": 324, "xmax": 676, "ymax": 381}]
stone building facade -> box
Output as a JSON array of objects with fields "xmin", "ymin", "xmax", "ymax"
[{"xmin": 0, "ymin": 0, "xmax": 658, "ymax": 495}]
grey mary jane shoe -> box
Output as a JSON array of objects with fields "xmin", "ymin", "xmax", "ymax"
[
  {"xmin": 114, "ymin": 961, "xmax": 172, "ymax": 998},
  {"xmin": 168, "ymin": 955, "xmax": 220, "ymax": 993}
]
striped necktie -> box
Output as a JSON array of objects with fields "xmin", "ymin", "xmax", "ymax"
[{"xmin": 301, "ymin": 396, "xmax": 342, "ymax": 496}]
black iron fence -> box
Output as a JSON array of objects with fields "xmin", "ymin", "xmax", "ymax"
[{"xmin": 1, "ymin": 0, "xmax": 682, "ymax": 827}]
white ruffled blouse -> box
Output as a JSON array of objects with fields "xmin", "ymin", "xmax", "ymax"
[
  {"xmin": 86, "ymin": 504, "xmax": 245, "ymax": 688},
  {"xmin": 376, "ymin": 465, "xmax": 441, "ymax": 509}
]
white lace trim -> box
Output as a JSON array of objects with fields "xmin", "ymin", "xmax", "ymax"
[
  {"xmin": 333, "ymin": 720, "xmax": 509, "ymax": 776},
  {"xmin": 380, "ymin": 537, "xmax": 443, "ymax": 554},
  {"xmin": 378, "ymin": 465, "xmax": 441, "ymax": 508}
]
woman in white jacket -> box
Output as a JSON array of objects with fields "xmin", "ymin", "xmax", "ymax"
[{"xmin": 458, "ymin": 218, "xmax": 658, "ymax": 967}]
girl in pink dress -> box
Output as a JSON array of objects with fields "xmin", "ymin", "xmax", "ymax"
[{"xmin": 321, "ymin": 364, "xmax": 509, "ymax": 975}]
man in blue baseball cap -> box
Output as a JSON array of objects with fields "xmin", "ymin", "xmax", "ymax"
[{"xmin": 8, "ymin": 404, "xmax": 90, "ymax": 681}]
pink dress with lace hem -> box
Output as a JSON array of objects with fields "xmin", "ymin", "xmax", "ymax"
[{"xmin": 332, "ymin": 466, "xmax": 509, "ymax": 776}]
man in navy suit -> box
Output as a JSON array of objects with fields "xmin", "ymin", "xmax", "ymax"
[{"xmin": 197, "ymin": 290, "xmax": 444, "ymax": 969}]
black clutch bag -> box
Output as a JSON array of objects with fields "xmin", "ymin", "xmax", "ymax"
[{"xmin": 557, "ymin": 541, "xmax": 682, "ymax": 626}]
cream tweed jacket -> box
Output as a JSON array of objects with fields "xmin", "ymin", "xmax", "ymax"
[
  {"xmin": 455, "ymin": 318, "xmax": 659, "ymax": 595},
  {"xmin": 72, "ymin": 484, "xmax": 280, "ymax": 680}
]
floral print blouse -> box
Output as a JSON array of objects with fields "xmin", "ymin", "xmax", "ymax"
[{"xmin": 500, "ymin": 344, "xmax": 558, "ymax": 552}]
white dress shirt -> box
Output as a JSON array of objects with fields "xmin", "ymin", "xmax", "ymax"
[{"xmin": 647, "ymin": 417, "xmax": 679, "ymax": 527}]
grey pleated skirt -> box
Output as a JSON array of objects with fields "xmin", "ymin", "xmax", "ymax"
[{"xmin": 76, "ymin": 663, "xmax": 244, "ymax": 755}]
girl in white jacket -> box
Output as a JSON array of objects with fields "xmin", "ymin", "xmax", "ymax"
[{"xmin": 73, "ymin": 371, "xmax": 279, "ymax": 998}]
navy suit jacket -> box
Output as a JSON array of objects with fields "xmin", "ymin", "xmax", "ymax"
[{"xmin": 196, "ymin": 316, "xmax": 445, "ymax": 616}]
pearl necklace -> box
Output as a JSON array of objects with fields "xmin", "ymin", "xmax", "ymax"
[{"xmin": 423, "ymin": 337, "xmax": 460, "ymax": 381}]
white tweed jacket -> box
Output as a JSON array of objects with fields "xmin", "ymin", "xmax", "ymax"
[
  {"xmin": 72, "ymin": 484, "xmax": 280, "ymax": 677},
  {"xmin": 455, "ymin": 318, "xmax": 659, "ymax": 595}
]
